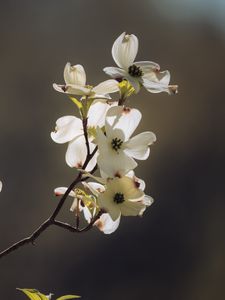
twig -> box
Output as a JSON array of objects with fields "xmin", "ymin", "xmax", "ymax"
[
  {"xmin": 0, "ymin": 119, "xmax": 98, "ymax": 259},
  {"xmin": 82, "ymin": 117, "xmax": 90, "ymax": 156}
]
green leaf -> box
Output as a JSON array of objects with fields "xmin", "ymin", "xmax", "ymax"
[
  {"xmin": 17, "ymin": 288, "xmax": 49, "ymax": 300},
  {"xmin": 69, "ymin": 96, "xmax": 83, "ymax": 110},
  {"xmin": 57, "ymin": 295, "xmax": 81, "ymax": 300}
]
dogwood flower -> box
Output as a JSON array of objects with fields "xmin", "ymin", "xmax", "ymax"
[
  {"xmin": 97, "ymin": 175, "xmax": 153, "ymax": 222},
  {"xmin": 82, "ymin": 181, "xmax": 120, "ymax": 234},
  {"xmin": 51, "ymin": 100, "xmax": 114, "ymax": 171},
  {"xmin": 82, "ymin": 171, "xmax": 153, "ymax": 233},
  {"xmin": 104, "ymin": 32, "xmax": 178, "ymax": 94},
  {"xmin": 53, "ymin": 62, "xmax": 119, "ymax": 99},
  {"xmin": 96, "ymin": 106, "xmax": 156, "ymax": 177}
]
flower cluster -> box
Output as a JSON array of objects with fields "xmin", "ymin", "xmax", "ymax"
[{"xmin": 52, "ymin": 32, "xmax": 177, "ymax": 234}]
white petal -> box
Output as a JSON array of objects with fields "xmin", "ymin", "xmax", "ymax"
[
  {"xmin": 103, "ymin": 67, "xmax": 126, "ymax": 79},
  {"xmin": 93, "ymin": 80, "xmax": 119, "ymax": 95},
  {"xmin": 114, "ymin": 176, "xmax": 144, "ymax": 200},
  {"xmin": 53, "ymin": 83, "xmax": 67, "ymax": 93},
  {"xmin": 94, "ymin": 213, "xmax": 120, "ymax": 234},
  {"xmin": 106, "ymin": 106, "xmax": 142, "ymax": 141},
  {"xmin": 112, "ymin": 32, "xmax": 138, "ymax": 69},
  {"xmin": 143, "ymin": 195, "xmax": 154, "ymax": 207},
  {"xmin": 98, "ymin": 193, "xmax": 121, "ymax": 221},
  {"xmin": 70, "ymin": 198, "xmax": 78, "ymax": 212},
  {"xmin": 95, "ymin": 126, "xmax": 110, "ymax": 154},
  {"xmin": 66, "ymin": 84, "xmax": 91, "ymax": 95},
  {"xmin": 51, "ymin": 116, "xmax": 83, "ymax": 144},
  {"xmin": 142, "ymin": 70, "xmax": 178, "ymax": 94},
  {"xmin": 135, "ymin": 61, "xmax": 160, "ymax": 73},
  {"xmin": 97, "ymin": 151, "xmax": 137, "ymax": 178},
  {"xmin": 66, "ymin": 136, "xmax": 97, "ymax": 171},
  {"xmin": 124, "ymin": 131, "xmax": 156, "ymax": 160},
  {"xmin": 126, "ymin": 171, "xmax": 146, "ymax": 191},
  {"xmin": 0, "ymin": 181, "xmax": 2, "ymax": 192},
  {"xmin": 82, "ymin": 181, "xmax": 105, "ymax": 196},
  {"xmin": 138, "ymin": 195, "xmax": 154, "ymax": 215},
  {"xmin": 70, "ymin": 199, "xmax": 92, "ymax": 223},
  {"xmin": 64, "ymin": 63, "xmax": 86, "ymax": 86},
  {"xmin": 142, "ymin": 80, "xmax": 169, "ymax": 94},
  {"xmin": 53, "ymin": 83, "xmax": 91, "ymax": 95},
  {"xmin": 88, "ymin": 100, "xmax": 111, "ymax": 128},
  {"xmin": 82, "ymin": 206, "xmax": 92, "ymax": 223},
  {"xmin": 120, "ymin": 200, "xmax": 146, "ymax": 217},
  {"xmin": 124, "ymin": 75, "xmax": 141, "ymax": 93},
  {"xmin": 54, "ymin": 187, "xmax": 75, "ymax": 197},
  {"xmin": 143, "ymin": 69, "xmax": 169, "ymax": 84}
]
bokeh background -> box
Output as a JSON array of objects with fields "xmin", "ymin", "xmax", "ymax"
[{"xmin": 0, "ymin": 0, "xmax": 225, "ymax": 299}]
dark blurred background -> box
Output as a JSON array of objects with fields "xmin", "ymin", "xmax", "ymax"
[{"xmin": 0, "ymin": 0, "xmax": 224, "ymax": 299}]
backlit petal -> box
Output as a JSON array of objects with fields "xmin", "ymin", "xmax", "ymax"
[
  {"xmin": 94, "ymin": 213, "xmax": 120, "ymax": 234},
  {"xmin": 51, "ymin": 116, "xmax": 82, "ymax": 144},
  {"xmin": 88, "ymin": 100, "xmax": 111, "ymax": 128},
  {"xmin": 98, "ymin": 193, "xmax": 121, "ymax": 221},
  {"xmin": 135, "ymin": 61, "xmax": 160, "ymax": 73},
  {"xmin": 53, "ymin": 83, "xmax": 91, "ymax": 95},
  {"xmin": 66, "ymin": 84, "xmax": 91, "ymax": 95},
  {"xmin": 112, "ymin": 32, "xmax": 138, "ymax": 69},
  {"xmin": 103, "ymin": 67, "xmax": 127, "ymax": 79},
  {"xmin": 93, "ymin": 80, "xmax": 119, "ymax": 95},
  {"xmin": 142, "ymin": 70, "xmax": 178, "ymax": 94},
  {"xmin": 124, "ymin": 131, "xmax": 156, "ymax": 160},
  {"xmin": 124, "ymin": 75, "xmax": 141, "ymax": 93},
  {"xmin": 54, "ymin": 187, "xmax": 75, "ymax": 197},
  {"xmin": 66, "ymin": 136, "xmax": 97, "ymax": 171},
  {"xmin": 64, "ymin": 63, "xmax": 86, "ymax": 86},
  {"xmin": 106, "ymin": 106, "xmax": 142, "ymax": 141},
  {"xmin": 120, "ymin": 200, "xmax": 146, "ymax": 217},
  {"xmin": 97, "ymin": 151, "xmax": 137, "ymax": 178},
  {"xmin": 82, "ymin": 181, "xmax": 105, "ymax": 196}
]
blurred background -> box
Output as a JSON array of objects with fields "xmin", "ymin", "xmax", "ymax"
[{"xmin": 0, "ymin": 0, "xmax": 224, "ymax": 299}]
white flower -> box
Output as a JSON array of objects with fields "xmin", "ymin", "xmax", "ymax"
[
  {"xmin": 104, "ymin": 32, "xmax": 178, "ymax": 94},
  {"xmin": 96, "ymin": 106, "xmax": 156, "ymax": 177},
  {"xmin": 53, "ymin": 62, "xmax": 119, "ymax": 99},
  {"xmin": 82, "ymin": 181, "xmax": 120, "ymax": 234},
  {"xmin": 0, "ymin": 181, "xmax": 2, "ymax": 192},
  {"xmin": 54, "ymin": 187, "xmax": 94, "ymax": 223},
  {"xmin": 97, "ymin": 175, "xmax": 153, "ymax": 221},
  {"xmin": 83, "ymin": 172, "xmax": 153, "ymax": 234},
  {"xmin": 51, "ymin": 100, "xmax": 113, "ymax": 171}
]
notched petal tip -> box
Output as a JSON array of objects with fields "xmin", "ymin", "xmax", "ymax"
[
  {"xmin": 168, "ymin": 85, "xmax": 178, "ymax": 95},
  {"xmin": 53, "ymin": 83, "xmax": 67, "ymax": 93}
]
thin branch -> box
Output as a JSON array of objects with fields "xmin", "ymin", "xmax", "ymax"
[
  {"xmin": 82, "ymin": 117, "xmax": 90, "ymax": 156},
  {"xmin": 0, "ymin": 219, "xmax": 52, "ymax": 258},
  {"xmin": 0, "ymin": 146, "xmax": 99, "ymax": 260},
  {"xmin": 53, "ymin": 210, "xmax": 103, "ymax": 233},
  {"xmin": 0, "ymin": 100, "xmax": 100, "ymax": 260}
]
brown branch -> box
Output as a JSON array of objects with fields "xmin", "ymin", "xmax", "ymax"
[
  {"xmin": 0, "ymin": 102, "xmax": 101, "ymax": 260},
  {"xmin": 53, "ymin": 210, "xmax": 103, "ymax": 233},
  {"xmin": 0, "ymin": 147, "xmax": 98, "ymax": 260},
  {"xmin": 82, "ymin": 117, "xmax": 90, "ymax": 156}
]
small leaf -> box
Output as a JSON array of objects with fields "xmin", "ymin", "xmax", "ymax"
[
  {"xmin": 69, "ymin": 96, "xmax": 83, "ymax": 110},
  {"xmin": 17, "ymin": 288, "xmax": 49, "ymax": 300},
  {"xmin": 57, "ymin": 295, "xmax": 81, "ymax": 300}
]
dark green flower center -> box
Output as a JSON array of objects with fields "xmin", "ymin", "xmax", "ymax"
[
  {"xmin": 128, "ymin": 64, "xmax": 143, "ymax": 77},
  {"xmin": 114, "ymin": 192, "xmax": 125, "ymax": 204},
  {"xmin": 111, "ymin": 137, "xmax": 123, "ymax": 151}
]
